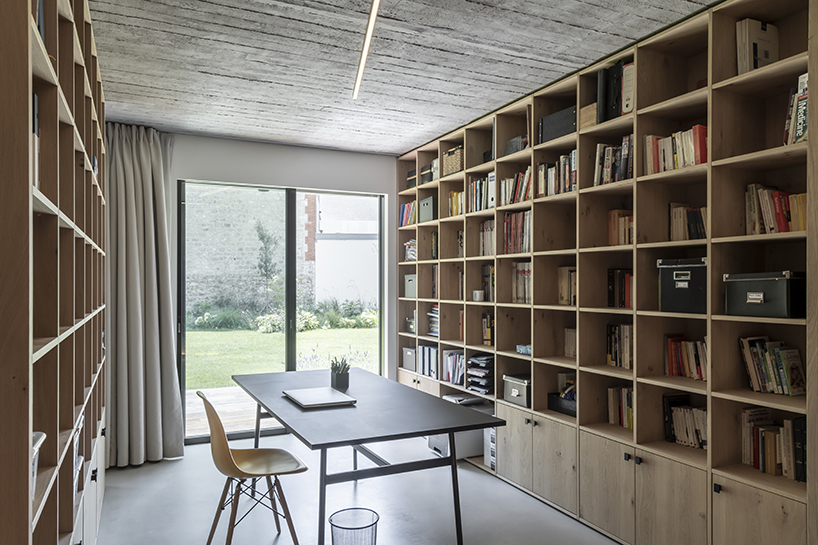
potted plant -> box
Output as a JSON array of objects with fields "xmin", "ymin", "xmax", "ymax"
[{"xmin": 330, "ymin": 357, "xmax": 350, "ymax": 391}]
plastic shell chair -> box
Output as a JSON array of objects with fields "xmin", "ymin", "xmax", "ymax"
[{"xmin": 198, "ymin": 391, "xmax": 308, "ymax": 545}]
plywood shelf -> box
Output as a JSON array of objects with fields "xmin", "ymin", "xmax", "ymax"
[{"xmin": 712, "ymin": 464, "xmax": 806, "ymax": 503}]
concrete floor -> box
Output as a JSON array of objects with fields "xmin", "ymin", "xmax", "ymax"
[{"xmin": 98, "ymin": 435, "xmax": 617, "ymax": 545}]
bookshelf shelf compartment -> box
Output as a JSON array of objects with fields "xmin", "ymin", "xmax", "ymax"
[
  {"xmin": 637, "ymin": 88, "xmax": 708, "ymax": 119},
  {"xmin": 636, "ymin": 376, "xmax": 707, "ymax": 395},
  {"xmin": 712, "ymin": 52, "xmax": 808, "ymax": 98},
  {"xmin": 637, "ymin": 440, "xmax": 707, "ymax": 470},
  {"xmin": 713, "ymin": 465, "xmax": 806, "ymax": 503},
  {"xmin": 712, "ymin": 142, "xmax": 808, "ymax": 170},
  {"xmin": 579, "ymin": 422, "xmax": 634, "ymax": 445},
  {"xmin": 636, "ymin": 164, "xmax": 708, "ymax": 185},
  {"xmin": 579, "ymin": 114, "xmax": 634, "ymax": 137},
  {"xmin": 712, "ymin": 390, "xmax": 806, "ymax": 414},
  {"xmin": 580, "ymin": 365, "xmax": 634, "ymax": 380}
]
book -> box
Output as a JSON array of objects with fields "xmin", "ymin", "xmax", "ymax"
[{"xmin": 778, "ymin": 347, "xmax": 806, "ymax": 395}]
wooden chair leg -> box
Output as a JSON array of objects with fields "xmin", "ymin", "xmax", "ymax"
[
  {"xmin": 207, "ymin": 478, "xmax": 231, "ymax": 545},
  {"xmin": 274, "ymin": 476, "xmax": 300, "ymax": 545},
  {"xmin": 225, "ymin": 479, "xmax": 242, "ymax": 545},
  {"xmin": 266, "ymin": 475, "xmax": 281, "ymax": 533}
]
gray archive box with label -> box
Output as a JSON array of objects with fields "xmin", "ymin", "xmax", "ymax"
[
  {"xmin": 402, "ymin": 347, "xmax": 416, "ymax": 372},
  {"xmin": 419, "ymin": 196, "xmax": 437, "ymax": 223},
  {"xmin": 404, "ymin": 274, "xmax": 417, "ymax": 298}
]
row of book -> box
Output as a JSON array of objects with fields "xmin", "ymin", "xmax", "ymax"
[
  {"xmin": 607, "ymin": 324, "xmax": 633, "ymax": 369},
  {"xmin": 738, "ymin": 336, "xmax": 805, "ymax": 396},
  {"xmin": 557, "ymin": 266, "xmax": 577, "ymax": 306},
  {"xmin": 399, "ymin": 201, "xmax": 417, "ymax": 227},
  {"xmin": 596, "ymin": 57, "xmax": 634, "ymax": 124},
  {"xmin": 664, "ymin": 336, "xmax": 708, "ymax": 381},
  {"xmin": 403, "ymin": 239, "xmax": 417, "ymax": 262},
  {"xmin": 593, "ymin": 135, "xmax": 634, "ymax": 186},
  {"xmin": 783, "ymin": 73, "xmax": 808, "ymax": 145},
  {"xmin": 737, "ymin": 18, "xmax": 778, "ymax": 75},
  {"xmin": 441, "ymin": 350, "xmax": 465, "ymax": 386},
  {"xmin": 417, "ymin": 345, "xmax": 439, "ymax": 379},
  {"xmin": 503, "ymin": 210, "xmax": 531, "ymax": 254},
  {"xmin": 482, "ymin": 312, "xmax": 495, "ymax": 346},
  {"xmin": 430, "ymin": 232, "xmax": 438, "ymax": 260},
  {"xmin": 468, "ymin": 172, "xmax": 496, "ymax": 212},
  {"xmin": 427, "ymin": 304, "xmax": 439, "ymax": 338},
  {"xmin": 742, "ymin": 408, "xmax": 806, "ymax": 482},
  {"xmin": 536, "ymin": 150, "xmax": 577, "ymax": 197},
  {"xmin": 511, "ymin": 262, "xmax": 532, "ymax": 304},
  {"xmin": 607, "ymin": 268, "xmax": 632, "ymax": 309},
  {"xmin": 478, "ymin": 219, "xmax": 496, "ymax": 256},
  {"xmin": 608, "ymin": 209, "xmax": 633, "ymax": 246},
  {"xmin": 608, "ymin": 386, "xmax": 633, "ymax": 429},
  {"xmin": 663, "ymin": 394, "xmax": 707, "ymax": 449},
  {"xmin": 746, "ymin": 184, "xmax": 807, "ymax": 235},
  {"xmin": 500, "ymin": 166, "xmax": 532, "ymax": 206},
  {"xmin": 448, "ymin": 190, "xmax": 465, "ymax": 217},
  {"xmin": 669, "ymin": 204, "xmax": 707, "ymax": 241},
  {"xmin": 481, "ymin": 264, "xmax": 495, "ymax": 303},
  {"xmin": 467, "ymin": 354, "xmax": 494, "ymax": 395},
  {"xmin": 644, "ymin": 125, "xmax": 707, "ymax": 176},
  {"xmin": 430, "ymin": 264, "xmax": 438, "ymax": 298}
]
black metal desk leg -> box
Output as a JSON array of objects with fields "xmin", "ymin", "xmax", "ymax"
[
  {"xmin": 448, "ymin": 432, "xmax": 464, "ymax": 545},
  {"xmin": 254, "ymin": 403, "xmax": 262, "ymax": 448},
  {"xmin": 353, "ymin": 447, "xmax": 358, "ymax": 470},
  {"xmin": 318, "ymin": 448, "xmax": 328, "ymax": 544}
]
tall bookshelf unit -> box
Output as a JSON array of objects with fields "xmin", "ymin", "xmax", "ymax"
[
  {"xmin": 1, "ymin": 0, "xmax": 107, "ymax": 544},
  {"xmin": 396, "ymin": 0, "xmax": 817, "ymax": 543}
]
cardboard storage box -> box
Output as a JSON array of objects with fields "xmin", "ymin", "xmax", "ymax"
[
  {"xmin": 503, "ymin": 374, "xmax": 531, "ymax": 408},
  {"xmin": 404, "ymin": 274, "xmax": 417, "ymax": 298},
  {"xmin": 658, "ymin": 257, "xmax": 707, "ymax": 314},
  {"xmin": 724, "ymin": 271, "xmax": 806, "ymax": 319}
]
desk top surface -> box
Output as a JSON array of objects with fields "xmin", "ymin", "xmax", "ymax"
[{"xmin": 233, "ymin": 369, "xmax": 505, "ymax": 450}]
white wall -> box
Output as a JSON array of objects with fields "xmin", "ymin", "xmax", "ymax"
[{"xmin": 169, "ymin": 134, "xmax": 398, "ymax": 378}]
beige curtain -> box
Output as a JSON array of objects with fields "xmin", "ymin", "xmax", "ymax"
[{"xmin": 106, "ymin": 123, "xmax": 184, "ymax": 466}]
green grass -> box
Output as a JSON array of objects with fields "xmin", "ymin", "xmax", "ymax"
[{"xmin": 185, "ymin": 328, "xmax": 380, "ymax": 389}]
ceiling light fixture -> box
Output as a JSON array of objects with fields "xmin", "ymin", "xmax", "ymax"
[{"xmin": 352, "ymin": 0, "xmax": 381, "ymax": 100}]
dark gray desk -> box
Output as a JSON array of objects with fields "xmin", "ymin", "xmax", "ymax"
[{"xmin": 233, "ymin": 368, "xmax": 505, "ymax": 545}]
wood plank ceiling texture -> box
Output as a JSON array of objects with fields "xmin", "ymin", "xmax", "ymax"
[{"xmin": 88, "ymin": 0, "xmax": 713, "ymax": 155}]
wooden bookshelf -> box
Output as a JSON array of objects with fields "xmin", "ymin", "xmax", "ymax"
[
  {"xmin": 1, "ymin": 0, "xmax": 107, "ymax": 544},
  {"xmin": 395, "ymin": 0, "xmax": 816, "ymax": 543}
]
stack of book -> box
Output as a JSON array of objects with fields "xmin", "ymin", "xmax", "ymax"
[
  {"xmin": 466, "ymin": 354, "xmax": 494, "ymax": 395},
  {"xmin": 441, "ymin": 350, "xmax": 465, "ymax": 386},
  {"xmin": 783, "ymin": 73, "xmax": 808, "ymax": 145},
  {"xmin": 607, "ymin": 268, "xmax": 632, "ymax": 308},
  {"xmin": 745, "ymin": 184, "xmax": 807, "ymax": 234},
  {"xmin": 738, "ymin": 337, "xmax": 805, "ymax": 396},
  {"xmin": 742, "ymin": 408, "xmax": 806, "ymax": 481},
  {"xmin": 481, "ymin": 264, "xmax": 495, "ymax": 302},
  {"xmin": 558, "ymin": 266, "xmax": 577, "ymax": 306},
  {"xmin": 644, "ymin": 125, "xmax": 707, "ymax": 175},
  {"xmin": 512, "ymin": 262, "xmax": 532, "ymax": 304},
  {"xmin": 736, "ymin": 19, "xmax": 778, "ymax": 75},
  {"xmin": 662, "ymin": 394, "xmax": 707, "ymax": 449},
  {"xmin": 468, "ymin": 172, "xmax": 496, "ymax": 212},
  {"xmin": 482, "ymin": 312, "xmax": 495, "ymax": 346},
  {"xmin": 399, "ymin": 201, "xmax": 417, "ymax": 227},
  {"xmin": 607, "ymin": 324, "xmax": 633, "ymax": 369},
  {"xmin": 664, "ymin": 335, "xmax": 708, "ymax": 381},
  {"xmin": 417, "ymin": 345, "xmax": 439, "ymax": 379},
  {"xmin": 608, "ymin": 387, "xmax": 633, "ymax": 429},
  {"xmin": 608, "ymin": 209, "xmax": 633, "ymax": 246},
  {"xmin": 427, "ymin": 304, "xmax": 439, "ymax": 337},
  {"xmin": 404, "ymin": 239, "xmax": 417, "ymax": 262},
  {"xmin": 500, "ymin": 166, "xmax": 532, "ymax": 206},
  {"xmin": 536, "ymin": 150, "xmax": 577, "ymax": 197},
  {"xmin": 593, "ymin": 135, "xmax": 634, "ymax": 186},
  {"xmin": 448, "ymin": 190, "xmax": 465, "ymax": 216},
  {"xmin": 479, "ymin": 219, "xmax": 495, "ymax": 256},
  {"xmin": 503, "ymin": 210, "xmax": 531, "ymax": 254},
  {"xmin": 669, "ymin": 203, "xmax": 707, "ymax": 241}
]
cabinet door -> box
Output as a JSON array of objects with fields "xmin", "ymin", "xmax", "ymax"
[
  {"xmin": 634, "ymin": 450, "xmax": 706, "ymax": 545},
  {"xmin": 83, "ymin": 453, "xmax": 98, "ymax": 545},
  {"xmin": 496, "ymin": 403, "xmax": 533, "ymax": 490},
  {"xmin": 712, "ymin": 475, "xmax": 806, "ymax": 545},
  {"xmin": 532, "ymin": 417, "xmax": 577, "ymax": 514},
  {"xmin": 416, "ymin": 375, "xmax": 440, "ymax": 397},
  {"xmin": 397, "ymin": 368, "xmax": 417, "ymax": 388},
  {"xmin": 578, "ymin": 431, "xmax": 634, "ymax": 543}
]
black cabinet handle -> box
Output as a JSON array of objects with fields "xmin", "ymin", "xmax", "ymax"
[
  {"xmin": 524, "ymin": 418, "xmax": 531, "ymax": 425},
  {"xmin": 531, "ymin": 420, "xmax": 537, "ymax": 427},
  {"xmin": 714, "ymin": 483, "xmax": 721, "ymax": 494},
  {"xmin": 634, "ymin": 456, "xmax": 642, "ymax": 465},
  {"xmin": 624, "ymin": 453, "xmax": 631, "ymax": 461},
  {"xmin": 101, "ymin": 427, "xmax": 106, "ymax": 437},
  {"xmin": 91, "ymin": 469, "xmax": 98, "ymax": 482}
]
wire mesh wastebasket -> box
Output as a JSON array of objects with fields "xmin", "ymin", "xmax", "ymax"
[{"xmin": 329, "ymin": 508, "xmax": 379, "ymax": 545}]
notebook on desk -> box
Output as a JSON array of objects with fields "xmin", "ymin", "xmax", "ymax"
[{"xmin": 282, "ymin": 387, "xmax": 357, "ymax": 409}]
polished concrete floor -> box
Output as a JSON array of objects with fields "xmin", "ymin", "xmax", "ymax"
[{"xmin": 98, "ymin": 435, "xmax": 617, "ymax": 545}]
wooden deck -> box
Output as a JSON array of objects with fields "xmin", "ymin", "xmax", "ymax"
[{"xmin": 185, "ymin": 386, "xmax": 281, "ymax": 437}]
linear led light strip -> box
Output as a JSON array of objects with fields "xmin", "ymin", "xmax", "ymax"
[{"xmin": 352, "ymin": 0, "xmax": 381, "ymax": 100}]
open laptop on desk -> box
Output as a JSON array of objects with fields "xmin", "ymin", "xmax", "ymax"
[{"xmin": 282, "ymin": 386, "xmax": 357, "ymax": 408}]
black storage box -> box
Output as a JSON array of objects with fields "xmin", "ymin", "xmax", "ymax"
[
  {"xmin": 420, "ymin": 164, "xmax": 434, "ymax": 184},
  {"xmin": 658, "ymin": 257, "xmax": 707, "ymax": 314},
  {"xmin": 539, "ymin": 105, "xmax": 577, "ymax": 145},
  {"xmin": 407, "ymin": 169, "xmax": 417, "ymax": 188},
  {"xmin": 724, "ymin": 271, "xmax": 806, "ymax": 319},
  {"xmin": 547, "ymin": 393, "xmax": 577, "ymax": 417}
]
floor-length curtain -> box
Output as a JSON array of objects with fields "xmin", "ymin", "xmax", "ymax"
[{"xmin": 105, "ymin": 123, "xmax": 184, "ymax": 466}]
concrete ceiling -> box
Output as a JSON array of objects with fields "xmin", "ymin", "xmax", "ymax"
[{"xmin": 87, "ymin": 0, "xmax": 713, "ymax": 155}]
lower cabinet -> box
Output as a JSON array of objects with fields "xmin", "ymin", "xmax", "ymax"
[
  {"xmin": 712, "ymin": 475, "xmax": 806, "ymax": 545},
  {"xmin": 496, "ymin": 403, "xmax": 577, "ymax": 514},
  {"xmin": 397, "ymin": 369, "xmax": 440, "ymax": 396}
]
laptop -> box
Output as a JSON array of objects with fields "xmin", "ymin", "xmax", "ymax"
[{"xmin": 282, "ymin": 387, "xmax": 357, "ymax": 409}]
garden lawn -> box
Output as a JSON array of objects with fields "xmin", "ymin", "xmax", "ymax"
[{"xmin": 185, "ymin": 328, "xmax": 380, "ymax": 389}]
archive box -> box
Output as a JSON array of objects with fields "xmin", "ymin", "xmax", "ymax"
[
  {"xmin": 657, "ymin": 257, "xmax": 707, "ymax": 314},
  {"xmin": 724, "ymin": 271, "xmax": 806, "ymax": 319},
  {"xmin": 419, "ymin": 196, "xmax": 437, "ymax": 223},
  {"xmin": 538, "ymin": 105, "xmax": 577, "ymax": 144},
  {"xmin": 402, "ymin": 347, "xmax": 416, "ymax": 372},
  {"xmin": 503, "ymin": 374, "xmax": 531, "ymax": 408},
  {"xmin": 404, "ymin": 274, "xmax": 417, "ymax": 298},
  {"xmin": 420, "ymin": 164, "xmax": 434, "ymax": 184},
  {"xmin": 406, "ymin": 169, "xmax": 417, "ymax": 188}
]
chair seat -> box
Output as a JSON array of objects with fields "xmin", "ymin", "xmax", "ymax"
[{"xmin": 229, "ymin": 448, "xmax": 308, "ymax": 479}]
